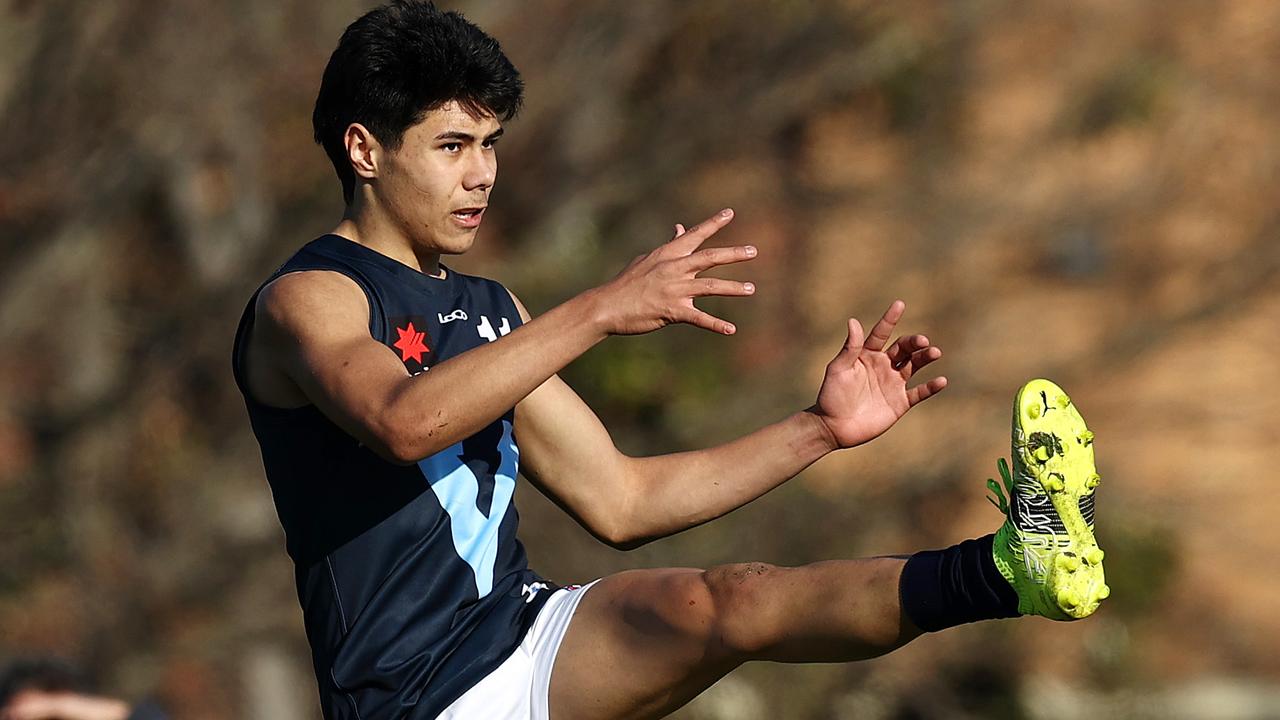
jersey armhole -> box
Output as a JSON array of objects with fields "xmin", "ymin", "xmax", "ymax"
[{"xmin": 489, "ymin": 279, "xmax": 527, "ymax": 331}]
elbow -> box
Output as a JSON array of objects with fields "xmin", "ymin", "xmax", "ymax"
[
  {"xmin": 375, "ymin": 403, "xmax": 454, "ymax": 465},
  {"xmin": 380, "ymin": 429, "xmax": 452, "ymax": 466},
  {"xmin": 606, "ymin": 534, "xmax": 651, "ymax": 552},
  {"xmin": 593, "ymin": 487, "xmax": 652, "ymax": 551},
  {"xmin": 371, "ymin": 414, "xmax": 423, "ymax": 465},
  {"xmin": 598, "ymin": 526, "xmax": 650, "ymax": 552},
  {"xmin": 364, "ymin": 383, "xmax": 442, "ymax": 464},
  {"xmin": 359, "ymin": 426, "xmax": 419, "ymax": 465},
  {"xmin": 382, "ymin": 438, "xmax": 424, "ymax": 466},
  {"xmin": 367, "ymin": 429, "xmax": 430, "ymax": 467}
]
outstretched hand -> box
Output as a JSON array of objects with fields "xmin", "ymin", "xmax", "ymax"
[
  {"xmin": 593, "ymin": 209, "xmax": 757, "ymax": 336},
  {"xmin": 810, "ymin": 300, "xmax": 948, "ymax": 450}
]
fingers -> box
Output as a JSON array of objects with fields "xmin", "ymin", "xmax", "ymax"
[
  {"xmin": 686, "ymin": 277, "xmax": 755, "ymax": 298},
  {"xmin": 680, "ymin": 307, "xmax": 737, "ymax": 335},
  {"xmin": 899, "ymin": 345, "xmax": 942, "ymax": 378},
  {"xmin": 667, "ymin": 208, "xmax": 734, "ymax": 255},
  {"xmin": 684, "ymin": 244, "xmax": 758, "ymax": 273},
  {"xmin": 885, "ymin": 334, "xmax": 928, "ymax": 368},
  {"xmin": 886, "ymin": 335, "xmax": 942, "ymax": 378},
  {"xmin": 907, "ymin": 376, "xmax": 948, "ymax": 406},
  {"xmin": 863, "ymin": 300, "xmax": 905, "ymax": 352}
]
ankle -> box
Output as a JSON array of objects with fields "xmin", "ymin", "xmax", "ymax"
[{"xmin": 899, "ymin": 534, "xmax": 1021, "ymax": 632}]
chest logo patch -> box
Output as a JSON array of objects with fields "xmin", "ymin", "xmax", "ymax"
[{"xmin": 393, "ymin": 321, "xmax": 430, "ymax": 364}]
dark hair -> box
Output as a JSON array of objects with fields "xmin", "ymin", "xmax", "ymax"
[
  {"xmin": 313, "ymin": 0, "xmax": 524, "ymax": 204},
  {"xmin": 0, "ymin": 656, "xmax": 88, "ymax": 707}
]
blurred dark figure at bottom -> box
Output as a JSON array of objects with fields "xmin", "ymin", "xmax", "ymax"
[{"xmin": 0, "ymin": 657, "xmax": 168, "ymax": 720}]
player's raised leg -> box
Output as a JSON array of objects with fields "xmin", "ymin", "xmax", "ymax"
[{"xmin": 548, "ymin": 557, "xmax": 919, "ymax": 720}]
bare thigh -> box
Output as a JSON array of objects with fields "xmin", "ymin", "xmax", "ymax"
[{"xmin": 548, "ymin": 569, "xmax": 731, "ymax": 720}]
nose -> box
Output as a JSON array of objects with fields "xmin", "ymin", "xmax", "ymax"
[{"xmin": 462, "ymin": 148, "xmax": 496, "ymax": 192}]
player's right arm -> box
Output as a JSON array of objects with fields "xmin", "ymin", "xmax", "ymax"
[{"xmin": 244, "ymin": 209, "xmax": 755, "ymax": 464}]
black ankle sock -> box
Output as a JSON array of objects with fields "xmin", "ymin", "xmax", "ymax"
[{"xmin": 899, "ymin": 534, "xmax": 1021, "ymax": 632}]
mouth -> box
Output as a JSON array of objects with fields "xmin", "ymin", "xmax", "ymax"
[{"xmin": 450, "ymin": 206, "xmax": 486, "ymax": 229}]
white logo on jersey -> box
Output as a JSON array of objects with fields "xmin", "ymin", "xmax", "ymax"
[
  {"xmin": 439, "ymin": 309, "xmax": 469, "ymax": 324},
  {"xmin": 521, "ymin": 581, "xmax": 550, "ymax": 604},
  {"xmin": 476, "ymin": 315, "xmax": 512, "ymax": 342}
]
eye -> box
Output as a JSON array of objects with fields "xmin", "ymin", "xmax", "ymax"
[
  {"xmin": 482, "ymin": 137, "xmax": 500, "ymax": 149},
  {"xmin": 441, "ymin": 142, "xmax": 462, "ymax": 153}
]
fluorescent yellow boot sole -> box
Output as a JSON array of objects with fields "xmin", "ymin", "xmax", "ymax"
[{"xmin": 989, "ymin": 379, "xmax": 1109, "ymax": 620}]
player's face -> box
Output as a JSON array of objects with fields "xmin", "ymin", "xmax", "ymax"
[{"xmin": 379, "ymin": 101, "xmax": 502, "ymax": 256}]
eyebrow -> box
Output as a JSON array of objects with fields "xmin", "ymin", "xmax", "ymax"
[{"xmin": 434, "ymin": 128, "xmax": 504, "ymax": 143}]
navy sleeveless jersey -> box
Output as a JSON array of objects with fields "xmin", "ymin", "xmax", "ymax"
[{"xmin": 231, "ymin": 234, "xmax": 554, "ymax": 720}]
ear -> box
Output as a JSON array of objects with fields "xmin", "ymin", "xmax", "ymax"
[{"xmin": 344, "ymin": 123, "xmax": 380, "ymax": 181}]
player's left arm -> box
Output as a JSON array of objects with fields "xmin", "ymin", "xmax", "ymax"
[{"xmin": 511, "ymin": 292, "xmax": 947, "ymax": 549}]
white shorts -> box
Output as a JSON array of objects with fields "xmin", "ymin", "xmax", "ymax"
[{"xmin": 435, "ymin": 580, "xmax": 599, "ymax": 720}]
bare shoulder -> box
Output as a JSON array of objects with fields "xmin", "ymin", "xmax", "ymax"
[
  {"xmin": 256, "ymin": 270, "xmax": 370, "ymax": 342},
  {"xmin": 505, "ymin": 287, "xmax": 532, "ymax": 323},
  {"xmin": 244, "ymin": 270, "xmax": 373, "ymax": 407}
]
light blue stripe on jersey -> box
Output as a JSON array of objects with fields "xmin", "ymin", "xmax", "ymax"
[{"xmin": 418, "ymin": 419, "xmax": 519, "ymax": 598}]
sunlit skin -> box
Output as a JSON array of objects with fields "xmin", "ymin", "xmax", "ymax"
[
  {"xmin": 0, "ymin": 690, "xmax": 130, "ymax": 720},
  {"xmin": 333, "ymin": 101, "xmax": 504, "ymax": 275},
  {"xmin": 244, "ymin": 98, "xmax": 949, "ymax": 718}
]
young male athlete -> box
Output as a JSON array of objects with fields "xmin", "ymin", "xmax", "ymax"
[{"xmin": 231, "ymin": 3, "xmax": 1109, "ymax": 718}]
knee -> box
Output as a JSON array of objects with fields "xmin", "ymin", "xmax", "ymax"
[{"xmin": 694, "ymin": 562, "xmax": 783, "ymax": 658}]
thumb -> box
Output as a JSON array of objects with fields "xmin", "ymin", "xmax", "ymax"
[
  {"xmin": 835, "ymin": 318, "xmax": 864, "ymax": 365},
  {"xmin": 847, "ymin": 317, "xmax": 865, "ymax": 350}
]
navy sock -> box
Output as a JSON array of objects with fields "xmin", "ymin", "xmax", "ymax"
[{"xmin": 899, "ymin": 534, "xmax": 1021, "ymax": 632}]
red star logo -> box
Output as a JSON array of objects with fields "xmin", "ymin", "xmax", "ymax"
[{"xmin": 393, "ymin": 322, "xmax": 429, "ymax": 364}]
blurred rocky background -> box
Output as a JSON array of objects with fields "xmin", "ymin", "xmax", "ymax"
[{"xmin": 1, "ymin": 0, "xmax": 1277, "ymax": 718}]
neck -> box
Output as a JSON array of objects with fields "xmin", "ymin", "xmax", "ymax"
[{"xmin": 331, "ymin": 202, "xmax": 444, "ymax": 278}]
